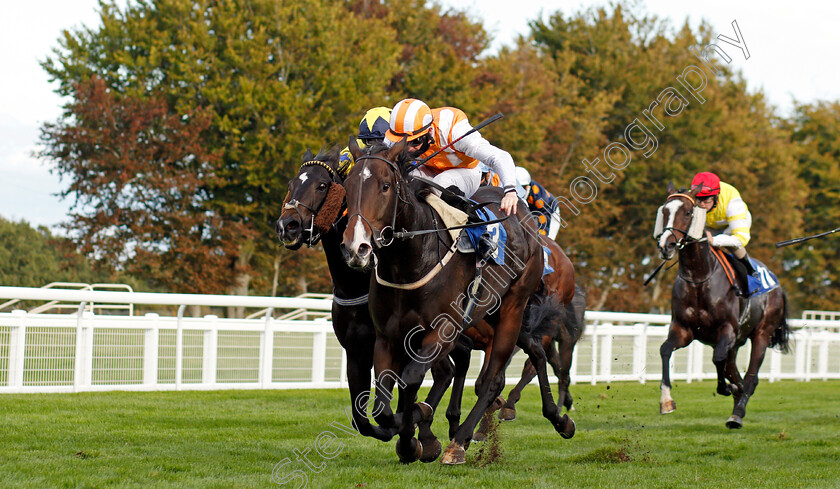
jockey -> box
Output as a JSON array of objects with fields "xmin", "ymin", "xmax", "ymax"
[
  {"xmin": 514, "ymin": 167, "xmax": 563, "ymax": 241},
  {"xmin": 338, "ymin": 107, "xmax": 391, "ymax": 178},
  {"xmin": 384, "ymin": 98, "xmax": 519, "ymax": 216},
  {"xmin": 692, "ymin": 171, "xmax": 757, "ymax": 276}
]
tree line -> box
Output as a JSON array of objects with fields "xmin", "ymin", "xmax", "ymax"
[{"xmin": 21, "ymin": 0, "xmax": 839, "ymax": 314}]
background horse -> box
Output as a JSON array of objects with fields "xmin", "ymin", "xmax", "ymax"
[
  {"xmin": 655, "ymin": 183, "xmax": 790, "ymax": 428},
  {"xmin": 473, "ymin": 240, "xmax": 585, "ymax": 440},
  {"xmin": 275, "ymin": 148, "xmax": 393, "ymax": 441},
  {"xmin": 341, "ymin": 139, "xmax": 573, "ymax": 465}
]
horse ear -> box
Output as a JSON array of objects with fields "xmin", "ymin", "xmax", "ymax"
[
  {"xmin": 303, "ymin": 149, "xmax": 313, "ymax": 162},
  {"xmin": 688, "ymin": 184, "xmax": 701, "ymax": 198},
  {"xmin": 387, "ymin": 137, "xmax": 407, "ymax": 161},
  {"xmin": 667, "ymin": 181, "xmax": 676, "ymax": 194},
  {"xmin": 348, "ymin": 136, "xmax": 363, "ymax": 160}
]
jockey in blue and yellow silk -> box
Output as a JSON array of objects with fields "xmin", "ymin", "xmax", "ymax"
[
  {"xmin": 692, "ymin": 171, "xmax": 757, "ymax": 276},
  {"xmin": 479, "ymin": 165, "xmax": 562, "ymax": 240},
  {"xmin": 338, "ymin": 107, "xmax": 391, "ymax": 178}
]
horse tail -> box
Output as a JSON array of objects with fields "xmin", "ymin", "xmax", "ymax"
[
  {"xmin": 523, "ymin": 294, "xmax": 564, "ymax": 341},
  {"xmin": 562, "ymin": 285, "xmax": 587, "ymax": 342},
  {"xmin": 770, "ymin": 290, "xmax": 791, "ymax": 354}
]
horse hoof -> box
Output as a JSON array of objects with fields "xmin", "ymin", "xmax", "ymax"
[
  {"xmin": 472, "ymin": 431, "xmax": 486, "ymax": 443},
  {"xmin": 726, "ymin": 415, "xmax": 743, "ymax": 429},
  {"xmin": 417, "ymin": 402, "xmax": 434, "ymax": 423},
  {"xmin": 717, "ymin": 385, "xmax": 732, "ymax": 397},
  {"xmin": 660, "ymin": 400, "xmax": 676, "ymax": 414},
  {"xmin": 491, "ymin": 396, "xmax": 506, "ymax": 410},
  {"xmin": 440, "ymin": 442, "xmax": 466, "ymax": 465},
  {"xmin": 499, "ymin": 407, "xmax": 516, "ymax": 421},
  {"xmin": 420, "ymin": 438, "xmax": 442, "ymax": 463},
  {"xmin": 397, "ymin": 438, "xmax": 423, "ymax": 464},
  {"xmin": 568, "ymin": 405, "xmax": 576, "ymax": 413},
  {"xmin": 557, "ymin": 414, "xmax": 575, "ymax": 439}
]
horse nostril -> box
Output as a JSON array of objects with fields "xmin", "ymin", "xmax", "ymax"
[{"xmin": 358, "ymin": 243, "xmax": 372, "ymax": 258}]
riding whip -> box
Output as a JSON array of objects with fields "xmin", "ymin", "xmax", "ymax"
[
  {"xmin": 643, "ymin": 259, "xmax": 668, "ymax": 286},
  {"xmin": 413, "ymin": 113, "xmax": 504, "ymax": 170},
  {"xmin": 775, "ymin": 227, "xmax": 840, "ymax": 248}
]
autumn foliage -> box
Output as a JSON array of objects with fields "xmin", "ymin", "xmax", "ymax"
[{"xmin": 34, "ymin": 1, "xmax": 839, "ymax": 314}]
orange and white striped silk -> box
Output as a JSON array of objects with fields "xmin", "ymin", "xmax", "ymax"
[{"xmin": 417, "ymin": 107, "xmax": 480, "ymax": 173}]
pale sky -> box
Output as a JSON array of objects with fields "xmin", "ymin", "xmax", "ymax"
[{"xmin": 2, "ymin": 0, "xmax": 839, "ymax": 230}]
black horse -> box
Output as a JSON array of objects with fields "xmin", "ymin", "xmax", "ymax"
[
  {"xmin": 276, "ymin": 148, "xmax": 469, "ymax": 443},
  {"xmin": 341, "ymin": 139, "xmax": 573, "ymax": 464},
  {"xmin": 654, "ymin": 183, "xmax": 790, "ymax": 428}
]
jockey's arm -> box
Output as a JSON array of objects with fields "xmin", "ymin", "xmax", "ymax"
[
  {"xmin": 452, "ymin": 128, "xmax": 518, "ymax": 215},
  {"xmin": 709, "ymin": 192, "xmax": 751, "ymax": 249}
]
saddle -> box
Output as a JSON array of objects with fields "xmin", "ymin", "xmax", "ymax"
[{"xmin": 709, "ymin": 247, "xmax": 749, "ymax": 296}]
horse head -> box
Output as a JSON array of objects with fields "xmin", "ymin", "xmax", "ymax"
[
  {"xmin": 340, "ymin": 138, "xmax": 410, "ymax": 268},
  {"xmin": 654, "ymin": 182, "xmax": 706, "ymax": 260},
  {"xmin": 276, "ymin": 148, "xmax": 345, "ymax": 250}
]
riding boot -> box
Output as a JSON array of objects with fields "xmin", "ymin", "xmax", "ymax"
[
  {"xmin": 737, "ymin": 252, "xmax": 757, "ymax": 277},
  {"xmin": 440, "ymin": 186, "xmax": 496, "ymax": 262}
]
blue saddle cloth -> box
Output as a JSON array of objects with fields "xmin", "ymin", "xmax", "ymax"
[
  {"xmin": 463, "ymin": 208, "xmax": 507, "ymax": 265},
  {"xmin": 745, "ymin": 257, "xmax": 780, "ymax": 296},
  {"xmin": 542, "ymin": 246, "xmax": 555, "ymax": 276}
]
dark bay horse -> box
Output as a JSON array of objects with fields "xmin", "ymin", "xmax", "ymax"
[
  {"xmin": 275, "ymin": 148, "xmax": 393, "ymax": 441},
  {"xmin": 276, "ymin": 148, "xmax": 470, "ymax": 443},
  {"xmin": 341, "ymin": 139, "xmax": 573, "ymax": 464},
  {"xmin": 655, "ymin": 183, "xmax": 790, "ymax": 428}
]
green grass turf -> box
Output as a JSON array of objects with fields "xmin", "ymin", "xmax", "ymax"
[{"xmin": 1, "ymin": 380, "xmax": 839, "ymax": 488}]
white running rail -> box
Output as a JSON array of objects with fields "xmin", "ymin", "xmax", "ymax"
[{"xmin": 0, "ymin": 286, "xmax": 838, "ymax": 393}]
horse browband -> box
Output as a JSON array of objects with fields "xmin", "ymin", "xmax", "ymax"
[
  {"xmin": 667, "ymin": 193, "xmax": 696, "ymax": 205},
  {"xmin": 300, "ymin": 160, "xmax": 337, "ymax": 181}
]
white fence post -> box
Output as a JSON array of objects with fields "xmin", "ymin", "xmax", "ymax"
[
  {"xmin": 175, "ymin": 305, "xmax": 185, "ymax": 390},
  {"xmin": 600, "ymin": 325, "xmax": 613, "ymax": 383},
  {"xmin": 260, "ymin": 308, "xmax": 274, "ymax": 388},
  {"xmin": 203, "ymin": 315, "xmax": 218, "ymax": 386},
  {"xmin": 8, "ymin": 310, "xmax": 27, "ymax": 389},
  {"xmin": 590, "ymin": 323, "xmax": 598, "ymax": 385},
  {"xmin": 144, "ymin": 314, "xmax": 159, "ymax": 386},
  {"xmin": 74, "ymin": 302, "xmax": 87, "ymax": 392},
  {"xmin": 312, "ymin": 327, "xmax": 327, "ymax": 385},
  {"xmin": 633, "ymin": 323, "xmax": 646, "ymax": 384}
]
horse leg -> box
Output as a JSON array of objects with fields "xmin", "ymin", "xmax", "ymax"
[
  {"xmin": 395, "ymin": 327, "xmax": 455, "ymax": 464},
  {"xmin": 553, "ymin": 337, "xmax": 576, "ymax": 412},
  {"xmin": 414, "ymin": 355, "xmax": 455, "ymax": 462},
  {"xmin": 370, "ymin": 335, "xmax": 403, "ymax": 431},
  {"xmin": 346, "ymin": 342, "xmax": 398, "ymax": 441},
  {"xmin": 445, "ymin": 337, "xmax": 472, "ymax": 440},
  {"xmin": 442, "ymin": 302, "xmax": 524, "ymax": 465},
  {"xmin": 712, "ymin": 326, "xmax": 737, "ymax": 397},
  {"xmin": 726, "ymin": 332, "xmax": 771, "ymax": 429},
  {"xmin": 519, "ymin": 331, "xmax": 575, "ymax": 438},
  {"xmin": 660, "ymin": 323, "xmax": 693, "ymax": 414},
  {"xmin": 497, "ymin": 357, "xmax": 537, "ymax": 422}
]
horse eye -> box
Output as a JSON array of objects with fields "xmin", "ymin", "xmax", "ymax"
[
  {"xmin": 382, "ymin": 183, "xmax": 391, "ymax": 192},
  {"xmin": 317, "ymin": 182, "xmax": 328, "ymax": 191}
]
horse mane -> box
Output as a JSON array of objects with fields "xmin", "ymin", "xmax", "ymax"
[{"xmin": 311, "ymin": 146, "xmax": 340, "ymax": 165}]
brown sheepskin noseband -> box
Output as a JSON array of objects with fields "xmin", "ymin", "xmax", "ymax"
[{"xmin": 313, "ymin": 182, "xmax": 345, "ymax": 234}]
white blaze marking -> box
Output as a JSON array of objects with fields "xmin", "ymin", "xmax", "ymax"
[
  {"xmin": 658, "ymin": 200, "xmax": 683, "ymax": 251},
  {"xmin": 361, "ymin": 166, "xmax": 372, "ymax": 182},
  {"xmin": 298, "ymin": 173, "xmax": 308, "ymax": 183},
  {"xmin": 348, "ymin": 216, "xmax": 371, "ymax": 254}
]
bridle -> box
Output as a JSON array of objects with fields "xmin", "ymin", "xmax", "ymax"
[
  {"xmin": 346, "ymin": 154, "xmax": 409, "ymax": 249},
  {"xmin": 655, "ymin": 193, "xmax": 707, "ymax": 251},
  {"xmin": 283, "ymin": 160, "xmax": 342, "ymax": 247}
]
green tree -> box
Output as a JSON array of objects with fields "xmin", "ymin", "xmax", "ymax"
[
  {"xmin": 41, "ymin": 0, "xmax": 400, "ymax": 297},
  {"xmin": 0, "ymin": 216, "xmax": 103, "ymax": 287},
  {"xmin": 782, "ymin": 101, "xmax": 840, "ymax": 311},
  {"xmin": 524, "ymin": 4, "xmax": 803, "ymax": 312}
]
